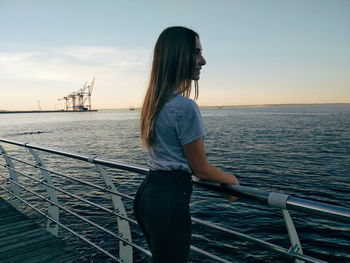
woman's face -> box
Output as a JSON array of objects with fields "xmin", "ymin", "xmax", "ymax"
[{"xmin": 192, "ymin": 36, "xmax": 206, "ymax": 80}]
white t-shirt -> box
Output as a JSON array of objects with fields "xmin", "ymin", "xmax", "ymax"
[{"xmin": 148, "ymin": 93, "xmax": 207, "ymax": 173}]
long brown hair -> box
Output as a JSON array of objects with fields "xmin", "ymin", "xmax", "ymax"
[{"xmin": 140, "ymin": 26, "xmax": 199, "ymax": 148}]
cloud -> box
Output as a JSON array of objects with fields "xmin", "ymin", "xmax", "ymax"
[
  {"xmin": 53, "ymin": 46, "xmax": 149, "ymax": 68},
  {"xmin": 0, "ymin": 45, "xmax": 150, "ymax": 83}
]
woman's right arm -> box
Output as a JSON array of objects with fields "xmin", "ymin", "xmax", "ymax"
[{"xmin": 183, "ymin": 138, "xmax": 239, "ymax": 185}]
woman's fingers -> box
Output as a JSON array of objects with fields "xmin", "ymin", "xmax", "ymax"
[{"xmin": 220, "ymin": 192, "xmax": 239, "ymax": 202}]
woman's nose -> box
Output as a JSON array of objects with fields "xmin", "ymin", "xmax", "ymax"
[{"xmin": 200, "ymin": 55, "xmax": 206, "ymax": 66}]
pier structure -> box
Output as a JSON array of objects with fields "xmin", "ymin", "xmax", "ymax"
[
  {"xmin": 59, "ymin": 78, "xmax": 95, "ymax": 111},
  {"xmin": 0, "ymin": 138, "xmax": 349, "ymax": 263},
  {"xmin": 0, "ymin": 198, "xmax": 86, "ymax": 262}
]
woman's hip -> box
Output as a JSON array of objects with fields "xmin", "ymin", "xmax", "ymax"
[
  {"xmin": 142, "ymin": 169, "xmax": 192, "ymax": 200},
  {"xmin": 134, "ymin": 169, "xmax": 193, "ymax": 217}
]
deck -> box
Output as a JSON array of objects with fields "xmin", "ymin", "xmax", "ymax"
[{"xmin": 0, "ymin": 197, "xmax": 87, "ymax": 263}]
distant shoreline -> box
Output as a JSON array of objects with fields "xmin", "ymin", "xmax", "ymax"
[
  {"xmin": 100, "ymin": 102, "xmax": 350, "ymax": 110},
  {"xmin": 1, "ymin": 103, "xmax": 349, "ymax": 113},
  {"xmin": 199, "ymin": 102, "xmax": 350, "ymax": 109}
]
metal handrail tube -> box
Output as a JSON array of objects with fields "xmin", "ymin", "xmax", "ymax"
[
  {"xmin": 0, "ymin": 139, "xmax": 148, "ymax": 174},
  {"xmin": 0, "ymin": 174, "xmax": 152, "ymax": 256},
  {"xmin": 220, "ymin": 184, "xmax": 350, "ymax": 224},
  {"xmin": 0, "ymin": 186, "xmax": 123, "ymax": 263},
  {"xmin": 193, "ymin": 180, "xmax": 350, "ymax": 223},
  {"xmin": 192, "ymin": 178, "xmax": 270, "ymax": 202},
  {"xmin": 93, "ymin": 157, "xmax": 148, "ymax": 175},
  {"xmin": 287, "ymin": 196, "xmax": 350, "ymax": 223},
  {"xmin": 191, "ymin": 218, "xmax": 327, "ymax": 263},
  {"xmin": 0, "ymin": 139, "xmax": 93, "ymax": 162},
  {"xmin": 0, "ymin": 164, "xmax": 138, "ymax": 225},
  {"xmin": 0, "ymin": 152, "xmax": 134, "ymax": 201},
  {"xmin": 2, "ymin": 138, "xmax": 349, "ymax": 224}
]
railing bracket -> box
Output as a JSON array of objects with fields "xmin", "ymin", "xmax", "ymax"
[
  {"xmin": 88, "ymin": 155, "xmax": 97, "ymax": 163},
  {"xmin": 288, "ymin": 244, "xmax": 301, "ymax": 256},
  {"xmin": 268, "ymin": 192, "xmax": 290, "ymax": 209}
]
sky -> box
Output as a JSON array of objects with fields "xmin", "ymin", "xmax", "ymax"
[{"xmin": 0, "ymin": 0, "xmax": 349, "ymax": 110}]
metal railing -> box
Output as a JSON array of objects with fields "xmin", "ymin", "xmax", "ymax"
[{"xmin": 0, "ymin": 138, "xmax": 349, "ymax": 263}]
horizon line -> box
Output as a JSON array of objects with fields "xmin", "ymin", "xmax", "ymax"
[
  {"xmin": 1, "ymin": 102, "xmax": 349, "ymax": 112},
  {"xmin": 98, "ymin": 102, "xmax": 350, "ymax": 110}
]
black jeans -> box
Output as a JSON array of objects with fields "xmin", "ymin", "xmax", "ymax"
[{"xmin": 133, "ymin": 170, "xmax": 193, "ymax": 263}]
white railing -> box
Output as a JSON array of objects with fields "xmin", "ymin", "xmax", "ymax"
[{"xmin": 0, "ymin": 138, "xmax": 349, "ymax": 263}]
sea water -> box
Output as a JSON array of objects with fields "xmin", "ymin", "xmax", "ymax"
[{"xmin": 0, "ymin": 105, "xmax": 349, "ymax": 262}]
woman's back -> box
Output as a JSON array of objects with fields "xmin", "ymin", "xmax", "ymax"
[{"xmin": 148, "ymin": 93, "xmax": 206, "ymax": 173}]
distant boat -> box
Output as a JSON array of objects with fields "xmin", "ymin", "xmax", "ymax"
[{"xmin": 129, "ymin": 101, "xmax": 135, "ymax": 110}]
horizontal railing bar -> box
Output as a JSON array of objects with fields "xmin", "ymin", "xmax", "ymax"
[
  {"xmin": 0, "ymin": 139, "xmax": 148, "ymax": 174},
  {"xmin": 190, "ymin": 245, "xmax": 232, "ymax": 263},
  {"xmin": 94, "ymin": 157, "xmax": 148, "ymax": 174},
  {"xmin": 191, "ymin": 218, "xmax": 327, "ymax": 263},
  {"xmin": 192, "ymin": 178, "xmax": 269, "ymax": 202},
  {"xmin": 0, "ymin": 185, "xmax": 123, "ymax": 262},
  {"xmin": 0, "ymin": 175, "xmax": 151, "ymax": 256},
  {"xmin": 0, "ymin": 152, "xmax": 134, "ymax": 201},
  {"xmin": 0, "ymin": 164, "xmax": 138, "ymax": 225},
  {"xmin": 192, "ymin": 179, "xmax": 350, "ymax": 223},
  {"xmin": 192, "ymin": 217, "xmax": 286, "ymax": 252},
  {"xmin": 287, "ymin": 196, "xmax": 350, "ymax": 223},
  {"xmin": 1, "ymin": 138, "xmax": 349, "ymax": 224}
]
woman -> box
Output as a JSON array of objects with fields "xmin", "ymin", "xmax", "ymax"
[{"xmin": 134, "ymin": 26, "xmax": 239, "ymax": 263}]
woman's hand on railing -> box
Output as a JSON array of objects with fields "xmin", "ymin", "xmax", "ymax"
[{"xmin": 220, "ymin": 177, "xmax": 239, "ymax": 202}]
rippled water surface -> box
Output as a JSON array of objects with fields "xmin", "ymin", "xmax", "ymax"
[{"xmin": 0, "ymin": 105, "xmax": 349, "ymax": 263}]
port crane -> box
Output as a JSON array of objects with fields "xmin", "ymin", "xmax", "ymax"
[{"xmin": 59, "ymin": 78, "xmax": 95, "ymax": 111}]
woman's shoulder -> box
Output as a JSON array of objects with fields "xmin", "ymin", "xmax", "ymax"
[{"xmin": 169, "ymin": 94, "xmax": 198, "ymax": 109}]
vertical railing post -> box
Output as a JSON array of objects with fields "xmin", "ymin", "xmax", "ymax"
[
  {"xmin": 0, "ymin": 145, "xmax": 21, "ymax": 209},
  {"xmin": 268, "ymin": 192, "xmax": 304, "ymax": 263},
  {"xmin": 96, "ymin": 164, "xmax": 133, "ymax": 263},
  {"xmin": 27, "ymin": 148, "xmax": 59, "ymax": 236},
  {"xmin": 282, "ymin": 209, "xmax": 304, "ymax": 263}
]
